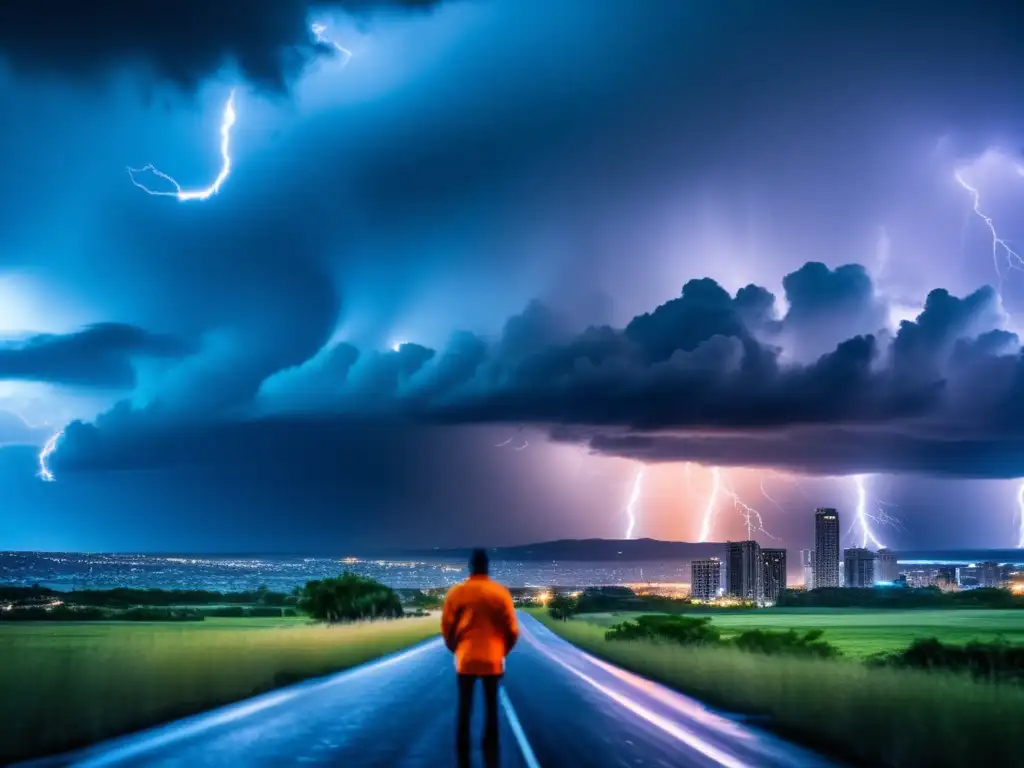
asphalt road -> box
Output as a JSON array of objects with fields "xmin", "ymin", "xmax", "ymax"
[{"xmin": 30, "ymin": 613, "xmax": 836, "ymax": 768}]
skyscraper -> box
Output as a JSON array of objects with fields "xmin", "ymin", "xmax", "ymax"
[
  {"xmin": 978, "ymin": 561, "xmax": 1003, "ymax": 588},
  {"xmin": 690, "ymin": 558, "xmax": 722, "ymax": 601},
  {"xmin": 761, "ymin": 548, "xmax": 787, "ymax": 603},
  {"xmin": 874, "ymin": 548, "xmax": 898, "ymax": 583},
  {"xmin": 726, "ymin": 540, "xmax": 763, "ymax": 602},
  {"xmin": 801, "ymin": 548, "xmax": 815, "ymax": 589},
  {"xmin": 844, "ymin": 547, "xmax": 875, "ymax": 587},
  {"xmin": 813, "ymin": 509, "xmax": 840, "ymax": 588}
]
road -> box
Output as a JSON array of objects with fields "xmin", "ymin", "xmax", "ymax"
[{"xmin": 29, "ymin": 613, "xmax": 836, "ymax": 768}]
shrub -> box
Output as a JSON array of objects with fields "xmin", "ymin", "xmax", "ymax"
[
  {"xmin": 606, "ymin": 615, "xmax": 722, "ymax": 645},
  {"xmin": 731, "ymin": 628, "xmax": 842, "ymax": 658},
  {"xmin": 872, "ymin": 637, "xmax": 1024, "ymax": 683}
]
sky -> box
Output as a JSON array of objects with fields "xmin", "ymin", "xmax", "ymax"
[{"xmin": 2, "ymin": 0, "xmax": 1024, "ymax": 554}]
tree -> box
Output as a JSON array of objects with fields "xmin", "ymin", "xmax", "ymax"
[
  {"xmin": 548, "ymin": 592, "xmax": 578, "ymax": 621},
  {"xmin": 297, "ymin": 572, "xmax": 404, "ymax": 622}
]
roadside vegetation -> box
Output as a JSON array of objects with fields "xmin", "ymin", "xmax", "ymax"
[
  {"xmin": 0, "ymin": 574, "xmax": 439, "ymax": 764},
  {"xmin": 535, "ymin": 602, "xmax": 1024, "ymax": 767}
]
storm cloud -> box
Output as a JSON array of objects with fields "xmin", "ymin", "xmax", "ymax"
[
  {"xmin": 0, "ymin": 0, "xmax": 449, "ymax": 92},
  {"xmin": 0, "ymin": 323, "xmax": 191, "ymax": 389},
  {"xmin": 45, "ymin": 262, "xmax": 1024, "ymax": 479}
]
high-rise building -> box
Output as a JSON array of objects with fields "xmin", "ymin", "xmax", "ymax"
[
  {"xmin": 978, "ymin": 561, "xmax": 1003, "ymax": 588},
  {"xmin": 844, "ymin": 547, "xmax": 875, "ymax": 588},
  {"xmin": 813, "ymin": 509, "xmax": 840, "ymax": 588},
  {"xmin": 874, "ymin": 548, "xmax": 898, "ymax": 583},
  {"xmin": 761, "ymin": 548, "xmax": 787, "ymax": 603},
  {"xmin": 690, "ymin": 558, "xmax": 722, "ymax": 601},
  {"xmin": 726, "ymin": 540, "xmax": 763, "ymax": 602},
  {"xmin": 801, "ymin": 549, "xmax": 815, "ymax": 589}
]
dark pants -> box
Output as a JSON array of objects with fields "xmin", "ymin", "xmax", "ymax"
[{"xmin": 457, "ymin": 673, "xmax": 501, "ymax": 767}]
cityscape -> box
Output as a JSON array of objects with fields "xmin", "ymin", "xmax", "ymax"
[{"xmin": 690, "ymin": 507, "xmax": 1024, "ymax": 605}]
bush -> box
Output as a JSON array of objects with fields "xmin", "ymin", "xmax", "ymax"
[
  {"xmin": 872, "ymin": 637, "xmax": 1024, "ymax": 683},
  {"xmin": 731, "ymin": 628, "xmax": 841, "ymax": 658},
  {"xmin": 778, "ymin": 586, "xmax": 1023, "ymax": 610},
  {"xmin": 297, "ymin": 572, "xmax": 403, "ymax": 622},
  {"xmin": 606, "ymin": 614, "xmax": 722, "ymax": 645}
]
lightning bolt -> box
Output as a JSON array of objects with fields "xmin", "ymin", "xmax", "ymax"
[
  {"xmin": 128, "ymin": 90, "xmax": 237, "ymax": 201},
  {"xmin": 1017, "ymin": 482, "xmax": 1024, "ymax": 548},
  {"xmin": 624, "ymin": 467, "xmax": 644, "ymax": 540},
  {"xmin": 495, "ymin": 427, "xmax": 528, "ymax": 450},
  {"xmin": 955, "ymin": 167, "xmax": 1024, "ymax": 284},
  {"xmin": 697, "ymin": 466, "xmax": 722, "ymax": 542},
  {"xmin": 695, "ymin": 467, "xmax": 776, "ymax": 542},
  {"xmin": 128, "ymin": 24, "xmax": 349, "ymax": 203},
  {"xmin": 37, "ymin": 428, "xmax": 64, "ymax": 483},
  {"xmin": 849, "ymin": 475, "xmax": 888, "ymax": 549},
  {"xmin": 721, "ymin": 473, "xmax": 778, "ymax": 541},
  {"xmin": 312, "ymin": 23, "xmax": 354, "ymax": 65}
]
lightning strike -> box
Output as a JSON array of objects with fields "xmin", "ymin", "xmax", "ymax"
[
  {"xmin": 512, "ymin": 440, "xmax": 529, "ymax": 451},
  {"xmin": 312, "ymin": 23, "xmax": 353, "ymax": 66},
  {"xmin": 1017, "ymin": 482, "xmax": 1024, "ymax": 548},
  {"xmin": 624, "ymin": 467, "xmax": 644, "ymax": 540},
  {"xmin": 850, "ymin": 475, "xmax": 886, "ymax": 549},
  {"xmin": 721, "ymin": 474, "xmax": 778, "ymax": 541},
  {"xmin": 954, "ymin": 168, "xmax": 1024, "ymax": 282},
  {"xmin": 697, "ymin": 467, "xmax": 722, "ymax": 542},
  {"xmin": 128, "ymin": 90, "xmax": 237, "ymax": 201},
  {"xmin": 38, "ymin": 428, "xmax": 64, "ymax": 482}
]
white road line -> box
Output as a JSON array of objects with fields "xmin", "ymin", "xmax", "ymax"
[
  {"xmin": 69, "ymin": 638, "xmax": 443, "ymax": 767},
  {"xmin": 499, "ymin": 688, "xmax": 542, "ymax": 768},
  {"xmin": 521, "ymin": 627, "xmax": 748, "ymax": 768}
]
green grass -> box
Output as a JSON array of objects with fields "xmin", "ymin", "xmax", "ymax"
[
  {"xmin": 574, "ymin": 608, "xmax": 1024, "ymax": 657},
  {"xmin": 533, "ymin": 610, "xmax": 1024, "ymax": 767},
  {"xmin": 0, "ymin": 616, "xmax": 439, "ymax": 764}
]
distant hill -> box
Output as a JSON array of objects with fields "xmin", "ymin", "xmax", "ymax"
[{"xmin": 411, "ymin": 538, "xmax": 727, "ymax": 562}]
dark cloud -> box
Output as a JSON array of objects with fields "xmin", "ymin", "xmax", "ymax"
[
  {"xmin": 0, "ymin": 0, "xmax": 448, "ymax": 92},
  {"xmin": 51, "ymin": 262, "xmax": 1024, "ymax": 479},
  {"xmin": 581, "ymin": 428, "xmax": 1024, "ymax": 480},
  {"xmin": 0, "ymin": 323, "xmax": 191, "ymax": 389},
  {"xmin": 778, "ymin": 262, "xmax": 888, "ymax": 360}
]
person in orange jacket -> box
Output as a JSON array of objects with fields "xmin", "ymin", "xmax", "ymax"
[{"xmin": 441, "ymin": 548, "xmax": 519, "ymax": 768}]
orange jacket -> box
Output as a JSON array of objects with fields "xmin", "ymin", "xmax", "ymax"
[{"xmin": 441, "ymin": 574, "xmax": 519, "ymax": 676}]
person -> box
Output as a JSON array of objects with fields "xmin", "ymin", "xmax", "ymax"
[{"xmin": 441, "ymin": 548, "xmax": 519, "ymax": 768}]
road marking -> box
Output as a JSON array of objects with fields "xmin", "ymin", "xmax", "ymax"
[
  {"xmin": 499, "ymin": 688, "xmax": 542, "ymax": 768},
  {"xmin": 65, "ymin": 638, "xmax": 443, "ymax": 767},
  {"xmin": 520, "ymin": 626, "xmax": 747, "ymax": 768}
]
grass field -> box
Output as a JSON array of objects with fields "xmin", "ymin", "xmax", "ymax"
[
  {"xmin": 574, "ymin": 608, "xmax": 1024, "ymax": 657},
  {"xmin": 0, "ymin": 616, "xmax": 439, "ymax": 764},
  {"xmin": 532, "ymin": 610, "xmax": 1024, "ymax": 767}
]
